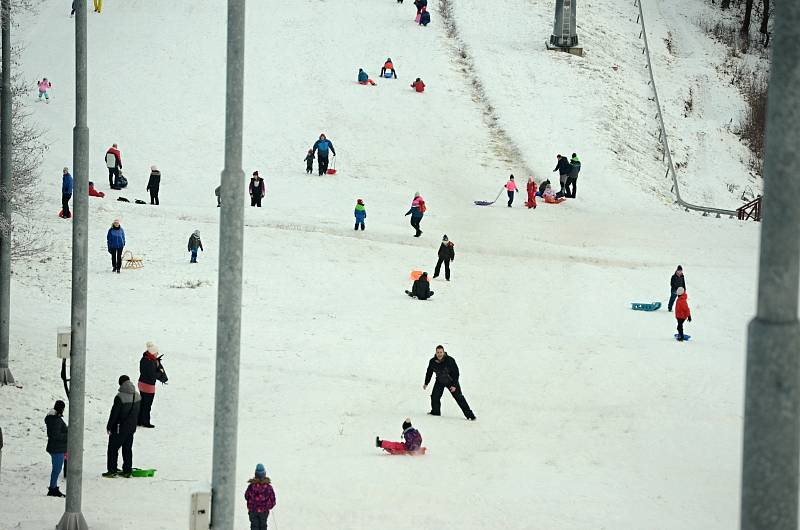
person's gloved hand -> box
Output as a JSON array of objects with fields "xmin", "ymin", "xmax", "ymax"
[{"xmin": 688, "ymin": 317, "xmax": 692, "ymax": 322}]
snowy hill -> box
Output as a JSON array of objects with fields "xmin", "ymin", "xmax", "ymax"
[{"xmin": 0, "ymin": 1, "xmax": 761, "ymax": 529}]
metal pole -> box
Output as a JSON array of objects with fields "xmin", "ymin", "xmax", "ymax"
[
  {"xmin": 57, "ymin": 0, "xmax": 89, "ymax": 527},
  {"xmin": 0, "ymin": 0, "xmax": 15, "ymax": 386},
  {"xmin": 210, "ymin": 0, "xmax": 245, "ymax": 528},
  {"xmin": 741, "ymin": 0, "xmax": 800, "ymax": 528}
]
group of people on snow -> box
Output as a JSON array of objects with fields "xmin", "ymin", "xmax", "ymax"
[
  {"xmin": 553, "ymin": 153, "xmax": 581, "ymax": 198},
  {"xmin": 356, "ymin": 59, "xmax": 425, "ymax": 92}
]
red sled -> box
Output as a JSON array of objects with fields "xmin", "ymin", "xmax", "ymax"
[
  {"xmin": 326, "ymin": 158, "xmax": 337, "ymax": 175},
  {"xmin": 383, "ymin": 446, "xmax": 427, "ymax": 456}
]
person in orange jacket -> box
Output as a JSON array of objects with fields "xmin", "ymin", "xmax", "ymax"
[
  {"xmin": 525, "ymin": 176, "xmax": 537, "ymax": 209},
  {"xmin": 411, "ymin": 78, "xmax": 425, "ymax": 93},
  {"xmin": 674, "ymin": 287, "xmax": 692, "ymax": 341}
]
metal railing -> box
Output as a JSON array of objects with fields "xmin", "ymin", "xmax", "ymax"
[{"xmin": 634, "ymin": 0, "xmax": 738, "ymax": 218}]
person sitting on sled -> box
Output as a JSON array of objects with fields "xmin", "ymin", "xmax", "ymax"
[
  {"xmin": 543, "ymin": 182, "xmax": 566, "ymax": 204},
  {"xmin": 380, "ymin": 58, "xmax": 397, "ymax": 79},
  {"xmin": 88, "ymin": 181, "xmax": 105, "ymax": 198},
  {"xmin": 376, "ymin": 418, "xmax": 423, "ymax": 455},
  {"xmin": 406, "ymin": 272, "xmax": 434, "ymax": 300},
  {"xmin": 357, "ymin": 68, "xmax": 377, "ymax": 86}
]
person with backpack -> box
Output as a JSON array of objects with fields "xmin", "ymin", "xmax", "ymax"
[
  {"xmin": 525, "ymin": 176, "xmax": 537, "ymax": 209},
  {"xmin": 674, "ymin": 287, "xmax": 692, "ymax": 341},
  {"xmin": 37, "ymin": 78, "xmax": 52, "ymax": 103},
  {"xmin": 244, "ymin": 463, "xmax": 277, "ymax": 530},
  {"xmin": 553, "ymin": 154, "xmax": 572, "ymax": 196},
  {"xmin": 565, "ymin": 153, "xmax": 581, "ymax": 198},
  {"xmin": 504, "ymin": 174, "xmax": 519, "ymax": 207},
  {"xmin": 188, "ymin": 230, "xmax": 204, "ymax": 263},
  {"xmin": 249, "ymin": 171, "xmax": 266, "ymax": 207},
  {"xmin": 105, "ymin": 143, "xmax": 122, "ymax": 189},
  {"xmin": 146, "ymin": 165, "xmax": 161, "ymax": 205},
  {"xmin": 138, "ymin": 342, "xmax": 167, "ymax": 428},
  {"xmin": 312, "ymin": 133, "xmax": 336, "ymax": 176},
  {"xmin": 380, "ymin": 58, "xmax": 397, "ymax": 79},
  {"xmin": 404, "ymin": 192, "xmax": 425, "ymax": 237},
  {"xmin": 61, "ymin": 167, "xmax": 73, "ymax": 219},
  {"xmin": 668, "ymin": 265, "xmax": 686, "ymax": 312},
  {"xmin": 106, "ymin": 219, "xmax": 125, "ymax": 273},
  {"xmin": 45, "ymin": 400, "xmax": 68, "ymax": 497},
  {"xmin": 103, "ymin": 375, "xmax": 141, "ymax": 478},
  {"xmin": 433, "ymin": 235, "xmax": 455, "ymax": 281},
  {"xmin": 405, "ymin": 272, "xmax": 434, "ymax": 300},
  {"xmin": 376, "ymin": 418, "xmax": 424, "ymax": 455},
  {"xmin": 423, "ymin": 345, "xmax": 476, "ymax": 420},
  {"xmin": 354, "ymin": 199, "xmax": 367, "ymax": 230},
  {"xmin": 410, "ymin": 78, "xmax": 425, "ymax": 93}
]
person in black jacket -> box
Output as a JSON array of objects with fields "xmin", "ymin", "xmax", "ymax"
[
  {"xmin": 104, "ymin": 375, "xmax": 141, "ymax": 478},
  {"xmin": 553, "ymin": 154, "xmax": 572, "ymax": 196},
  {"xmin": 668, "ymin": 265, "xmax": 686, "ymax": 312},
  {"xmin": 45, "ymin": 400, "xmax": 68, "ymax": 497},
  {"xmin": 405, "ymin": 272, "xmax": 434, "ymax": 300},
  {"xmin": 138, "ymin": 342, "xmax": 167, "ymax": 428},
  {"xmin": 424, "ymin": 346, "xmax": 475, "ymax": 420},
  {"xmin": 433, "ymin": 235, "xmax": 455, "ymax": 281},
  {"xmin": 146, "ymin": 165, "xmax": 161, "ymax": 205}
]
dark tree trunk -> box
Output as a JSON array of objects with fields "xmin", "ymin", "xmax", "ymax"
[
  {"xmin": 759, "ymin": 0, "xmax": 771, "ymax": 45},
  {"xmin": 721, "ymin": 0, "xmax": 731, "ymax": 9},
  {"xmin": 742, "ymin": 0, "xmax": 754, "ymax": 34}
]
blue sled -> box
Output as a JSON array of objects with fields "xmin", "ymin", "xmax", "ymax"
[
  {"xmin": 631, "ymin": 301, "xmax": 661, "ymax": 311},
  {"xmin": 674, "ymin": 334, "xmax": 692, "ymax": 341}
]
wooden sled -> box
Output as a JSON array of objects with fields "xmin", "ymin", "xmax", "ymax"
[{"xmin": 122, "ymin": 250, "xmax": 144, "ymax": 269}]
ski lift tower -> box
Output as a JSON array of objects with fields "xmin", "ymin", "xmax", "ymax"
[{"xmin": 546, "ymin": 0, "xmax": 583, "ymax": 56}]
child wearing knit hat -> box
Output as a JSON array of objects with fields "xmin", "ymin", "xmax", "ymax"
[
  {"xmin": 376, "ymin": 418, "xmax": 426, "ymax": 455},
  {"xmin": 244, "ymin": 463, "xmax": 276, "ymax": 530}
]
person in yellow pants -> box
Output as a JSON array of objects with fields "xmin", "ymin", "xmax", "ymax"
[{"xmin": 93, "ymin": 0, "xmax": 102, "ymax": 13}]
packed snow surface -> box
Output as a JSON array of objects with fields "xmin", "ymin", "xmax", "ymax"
[{"xmin": 1, "ymin": 0, "xmax": 762, "ymax": 528}]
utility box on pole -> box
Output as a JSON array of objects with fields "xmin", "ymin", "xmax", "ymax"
[
  {"xmin": 190, "ymin": 487, "xmax": 211, "ymax": 530},
  {"xmin": 57, "ymin": 328, "xmax": 71, "ymax": 359},
  {"xmin": 546, "ymin": 0, "xmax": 583, "ymax": 56}
]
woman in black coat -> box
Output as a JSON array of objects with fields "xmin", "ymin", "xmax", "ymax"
[{"xmin": 45, "ymin": 400, "xmax": 68, "ymax": 497}]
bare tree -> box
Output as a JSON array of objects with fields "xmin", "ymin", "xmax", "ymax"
[
  {"xmin": 759, "ymin": 0, "xmax": 771, "ymax": 45},
  {"xmin": 741, "ymin": 0, "xmax": 754, "ymax": 33}
]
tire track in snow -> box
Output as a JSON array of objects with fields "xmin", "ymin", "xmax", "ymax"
[{"xmin": 437, "ymin": 0, "xmax": 536, "ymax": 178}]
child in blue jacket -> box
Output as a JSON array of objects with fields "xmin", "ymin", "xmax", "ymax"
[{"xmin": 354, "ymin": 199, "xmax": 366, "ymax": 230}]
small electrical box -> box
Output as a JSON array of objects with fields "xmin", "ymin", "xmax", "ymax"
[
  {"xmin": 189, "ymin": 488, "xmax": 211, "ymax": 530},
  {"xmin": 56, "ymin": 327, "xmax": 71, "ymax": 359}
]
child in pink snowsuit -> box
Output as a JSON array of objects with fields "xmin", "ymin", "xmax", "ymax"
[
  {"xmin": 38, "ymin": 78, "xmax": 52, "ymax": 102},
  {"xmin": 504, "ymin": 174, "xmax": 519, "ymax": 207},
  {"xmin": 244, "ymin": 463, "xmax": 276, "ymax": 530},
  {"xmin": 376, "ymin": 418, "xmax": 424, "ymax": 455}
]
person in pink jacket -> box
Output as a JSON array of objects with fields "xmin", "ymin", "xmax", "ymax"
[
  {"xmin": 504, "ymin": 174, "xmax": 519, "ymax": 207},
  {"xmin": 37, "ymin": 78, "xmax": 52, "ymax": 103}
]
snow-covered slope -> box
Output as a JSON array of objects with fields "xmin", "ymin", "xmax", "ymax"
[{"xmin": 1, "ymin": 1, "xmax": 761, "ymax": 529}]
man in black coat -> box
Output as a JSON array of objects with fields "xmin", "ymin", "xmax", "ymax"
[
  {"xmin": 553, "ymin": 154, "xmax": 573, "ymax": 196},
  {"xmin": 146, "ymin": 165, "xmax": 161, "ymax": 205},
  {"xmin": 104, "ymin": 375, "xmax": 141, "ymax": 478},
  {"xmin": 405, "ymin": 272, "xmax": 434, "ymax": 300},
  {"xmin": 668, "ymin": 265, "xmax": 686, "ymax": 312},
  {"xmin": 433, "ymin": 235, "xmax": 455, "ymax": 281},
  {"xmin": 423, "ymin": 345, "xmax": 476, "ymax": 420}
]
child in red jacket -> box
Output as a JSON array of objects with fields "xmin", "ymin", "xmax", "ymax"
[
  {"xmin": 411, "ymin": 78, "xmax": 425, "ymax": 93},
  {"xmin": 244, "ymin": 463, "xmax": 276, "ymax": 530},
  {"xmin": 674, "ymin": 287, "xmax": 692, "ymax": 341}
]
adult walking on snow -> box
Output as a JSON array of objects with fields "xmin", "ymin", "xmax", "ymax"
[
  {"xmin": 565, "ymin": 153, "xmax": 581, "ymax": 198},
  {"xmin": 104, "ymin": 375, "xmax": 141, "ymax": 478},
  {"xmin": 504, "ymin": 174, "xmax": 519, "ymax": 207},
  {"xmin": 667, "ymin": 265, "xmax": 686, "ymax": 312},
  {"xmin": 146, "ymin": 165, "xmax": 161, "ymax": 205},
  {"xmin": 312, "ymin": 133, "xmax": 336, "ymax": 176},
  {"xmin": 105, "ymin": 143, "xmax": 122, "ymax": 189},
  {"xmin": 61, "ymin": 167, "xmax": 73, "ymax": 219},
  {"xmin": 424, "ymin": 345, "xmax": 476, "ymax": 420},
  {"xmin": 433, "ymin": 234, "xmax": 455, "ymax": 281},
  {"xmin": 525, "ymin": 176, "xmax": 537, "ymax": 209},
  {"xmin": 553, "ymin": 154, "xmax": 572, "ymax": 196},
  {"xmin": 405, "ymin": 192, "xmax": 426, "ymax": 237},
  {"xmin": 249, "ymin": 171, "xmax": 266, "ymax": 207},
  {"xmin": 45, "ymin": 400, "xmax": 68, "ymax": 497},
  {"xmin": 138, "ymin": 342, "xmax": 167, "ymax": 428},
  {"xmin": 107, "ymin": 219, "xmax": 125, "ymax": 273}
]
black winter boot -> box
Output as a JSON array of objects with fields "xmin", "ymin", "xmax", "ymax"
[{"xmin": 375, "ymin": 436, "xmax": 381, "ymax": 448}]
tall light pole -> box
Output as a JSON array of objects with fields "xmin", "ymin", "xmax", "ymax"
[
  {"xmin": 210, "ymin": 0, "xmax": 246, "ymax": 528},
  {"xmin": 0, "ymin": 0, "xmax": 15, "ymax": 386},
  {"xmin": 57, "ymin": 0, "xmax": 89, "ymax": 527},
  {"xmin": 740, "ymin": 1, "xmax": 800, "ymax": 529}
]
